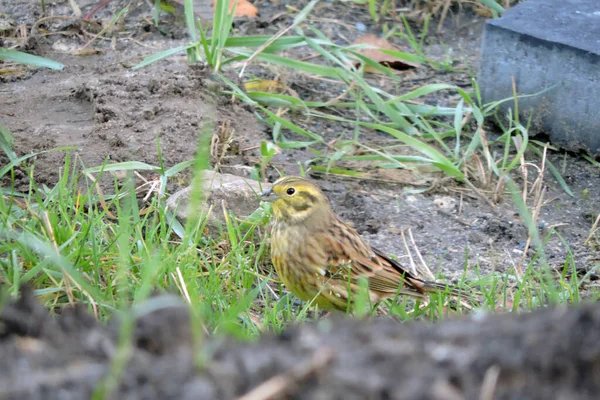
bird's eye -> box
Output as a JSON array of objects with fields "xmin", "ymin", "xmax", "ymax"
[{"xmin": 286, "ymin": 187, "xmax": 296, "ymax": 196}]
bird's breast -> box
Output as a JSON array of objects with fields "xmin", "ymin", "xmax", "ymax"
[{"xmin": 271, "ymin": 223, "xmax": 326, "ymax": 275}]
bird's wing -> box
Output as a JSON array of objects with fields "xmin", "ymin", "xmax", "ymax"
[
  {"xmin": 370, "ymin": 246, "xmax": 427, "ymax": 294},
  {"xmin": 314, "ymin": 219, "xmax": 426, "ymax": 296},
  {"xmin": 373, "ymin": 246, "xmax": 467, "ymax": 297}
]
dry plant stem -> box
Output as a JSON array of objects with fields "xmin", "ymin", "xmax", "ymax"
[
  {"xmin": 211, "ymin": 120, "xmax": 235, "ymax": 167},
  {"xmin": 461, "ymin": 111, "xmax": 472, "ymax": 127},
  {"xmin": 172, "ymin": 267, "xmax": 210, "ymax": 335},
  {"xmin": 521, "ymin": 147, "xmax": 548, "ymax": 263},
  {"xmin": 307, "ymin": 16, "xmax": 356, "ymax": 30},
  {"xmin": 176, "ymin": 267, "xmax": 192, "ymax": 304},
  {"xmin": 236, "ymin": 349, "xmax": 335, "ymax": 400},
  {"xmin": 84, "ymin": 0, "xmax": 112, "ymax": 20},
  {"xmin": 323, "ymin": 80, "xmax": 355, "ymax": 106},
  {"xmin": 356, "ymin": 143, "xmax": 408, "ymax": 170},
  {"xmin": 536, "ymin": 144, "xmax": 549, "ymax": 194},
  {"xmin": 80, "ymin": 7, "xmax": 128, "ymax": 50},
  {"xmin": 522, "ymin": 163, "xmax": 541, "ymax": 201},
  {"xmin": 463, "ymin": 178, "xmax": 497, "ymax": 212},
  {"xmin": 84, "ymin": 173, "xmax": 117, "ymax": 219},
  {"xmin": 520, "ymin": 186, "xmax": 545, "ymax": 261},
  {"xmin": 514, "ymin": 136, "xmax": 528, "ymax": 203},
  {"xmin": 478, "ymin": 127, "xmax": 493, "ymax": 187},
  {"xmin": 400, "ymin": 229, "xmax": 419, "ymax": 277},
  {"xmin": 492, "ymin": 174, "xmax": 505, "ymax": 203},
  {"xmin": 42, "ymin": 211, "xmax": 75, "ymax": 305},
  {"xmin": 42, "ymin": 209, "xmax": 98, "ymax": 316},
  {"xmin": 505, "ymin": 248, "xmax": 523, "ymax": 279},
  {"xmin": 472, "ymin": 153, "xmax": 487, "ymax": 188},
  {"xmin": 239, "ymin": 14, "xmax": 301, "ymax": 78},
  {"xmin": 584, "ymin": 214, "xmax": 600, "ymax": 245},
  {"xmin": 408, "ymin": 228, "xmax": 435, "ymax": 281},
  {"xmin": 437, "ymin": 0, "xmax": 451, "ymax": 34},
  {"xmin": 31, "ymin": 16, "xmax": 97, "ymax": 36}
]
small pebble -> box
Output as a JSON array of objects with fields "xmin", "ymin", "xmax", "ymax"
[{"xmin": 355, "ymin": 23, "xmax": 366, "ymax": 32}]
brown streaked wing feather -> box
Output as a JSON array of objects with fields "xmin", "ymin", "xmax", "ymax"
[
  {"xmin": 374, "ymin": 247, "xmax": 467, "ymax": 297},
  {"xmin": 314, "ymin": 219, "xmax": 423, "ymax": 295},
  {"xmin": 370, "ymin": 247, "xmax": 427, "ymax": 294},
  {"xmin": 315, "ymin": 220, "xmax": 377, "ymax": 276}
]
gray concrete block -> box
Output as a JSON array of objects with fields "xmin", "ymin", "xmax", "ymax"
[{"xmin": 478, "ymin": 0, "xmax": 600, "ymax": 156}]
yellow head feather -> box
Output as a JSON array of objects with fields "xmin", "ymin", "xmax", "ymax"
[{"xmin": 260, "ymin": 176, "xmax": 330, "ymax": 224}]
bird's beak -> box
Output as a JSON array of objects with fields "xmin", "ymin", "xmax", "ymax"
[{"xmin": 260, "ymin": 188, "xmax": 278, "ymax": 202}]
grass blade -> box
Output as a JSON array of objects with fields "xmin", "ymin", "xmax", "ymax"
[{"xmin": 0, "ymin": 48, "xmax": 64, "ymax": 70}]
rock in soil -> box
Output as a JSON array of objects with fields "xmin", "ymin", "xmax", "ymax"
[
  {"xmin": 2, "ymin": 288, "xmax": 600, "ymax": 399},
  {"xmin": 166, "ymin": 170, "xmax": 265, "ymax": 234}
]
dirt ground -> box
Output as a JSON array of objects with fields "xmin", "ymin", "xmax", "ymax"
[
  {"xmin": 2, "ymin": 0, "xmax": 598, "ymax": 285},
  {"xmin": 2, "ymin": 286, "xmax": 600, "ymax": 399}
]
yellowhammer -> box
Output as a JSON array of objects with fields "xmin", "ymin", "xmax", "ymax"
[{"xmin": 260, "ymin": 175, "xmax": 464, "ymax": 311}]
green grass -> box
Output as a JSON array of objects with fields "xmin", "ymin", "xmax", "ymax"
[
  {"xmin": 1, "ymin": 0, "xmax": 597, "ymax": 344},
  {"xmin": 0, "ymin": 139, "xmax": 595, "ymax": 337},
  {"xmin": 0, "ymin": 48, "xmax": 64, "ymax": 70}
]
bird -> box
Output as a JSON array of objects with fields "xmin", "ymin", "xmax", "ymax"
[{"xmin": 260, "ymin": 175, "xmax": 466, "ymax": 311}]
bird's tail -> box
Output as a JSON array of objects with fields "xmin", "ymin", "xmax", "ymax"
[{"xmin": 408, "ymin": 277, "xmax": 473, "ymax": 300}]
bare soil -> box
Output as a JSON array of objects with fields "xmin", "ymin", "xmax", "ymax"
[{"xmin": 3, "ymin": 286, "xmax": 600, "ymax": 399}]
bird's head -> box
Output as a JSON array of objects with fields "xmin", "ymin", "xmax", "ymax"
[{"xmin": 260, "ymin": 176, "xmax": 331, "ymax": 225}]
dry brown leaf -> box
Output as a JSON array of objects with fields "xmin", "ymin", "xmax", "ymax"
[
  {"xmin": 212, "ymin": 0, "xmax": 258, "ymax": 17},
  {"xmin": 351, "ymin": 34, "xmax": 420, "ymax": 73}
]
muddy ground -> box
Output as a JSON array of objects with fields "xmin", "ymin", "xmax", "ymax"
[{"xmin": 2, "ymin": 286, "xmax": 600, "ymax": 399}]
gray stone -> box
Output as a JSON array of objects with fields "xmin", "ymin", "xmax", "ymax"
[
  {"xmin": 478, "ymin": 0, "xmax": 600, "ymax": 156},
  {"xmin": 166, "ymin": 171, "xmax": 265, "ymax": 234}
]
